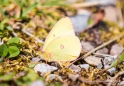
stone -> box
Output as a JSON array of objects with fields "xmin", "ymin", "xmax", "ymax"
[
  {"xmin": 107, "ymin": 67, "xmax": 116, "ymax": 75},
  {"xmin": 110, "ymin": 44, "xmax": 123, "ymax": 55},
  {"xmin": 84, "ymin": 56, "xmax": 101, "ymax": 66},
  {"xmin": 34, "ymin": 63, "xmax": 58, "ymax": 76},
  {"xmin": 118, "ymin": 81, "xmax": 124, "ymax": 86},
  {"xmin": 68, "ymin": 74, "xmax": 79, "ymax": 81},
  {"xmin": 32, "ymin": 57, "xmax": 41, "ymax": 62},
  {"xmin": 96, "ymin": 48, "xmax": 109, "ymax": 54},
  {"xmin": 69, "ymin": 64, "xmax": 81, "ymax": 72},
  {"xmin": 79, "ymin": 64, "xmax": 89, "ymax": 70},
  {"xmin": 81, "ymin": 41, "xmax": 94, "ymax": 51},
  {"xmin": 29, "ymin": 80, "xmax": 45, "ymax": 86},
  {"xmin": 46, "ymin": 74, "xmax": 63, "ymax": 82}
]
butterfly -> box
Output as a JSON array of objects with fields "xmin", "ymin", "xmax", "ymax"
[{"xmin": 41, "ymin": 17, "xmax": 81, "ymax": 62}]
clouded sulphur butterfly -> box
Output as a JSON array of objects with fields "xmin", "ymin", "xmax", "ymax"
[{"xmin": 42, "ymin": 17, "xmax": 81, "ymax": 62}]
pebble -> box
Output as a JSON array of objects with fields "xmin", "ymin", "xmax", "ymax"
[
  {"xmin": 110, "ymin": 44, "xmax": 123, "ymax": 55},
  {"xmin": 46, "ymin": 74, "xmax": 63, "ymax": 82},
  {"xmin": 32, "ymin": 57, "xmax": 41, "ymax": 62},
  {"xmin": 29, "ymin": 80, "xmax": 45, "ymax": 86},
  {"xmin": 68, "ymin": 74, "xmax": 79, "ymax": 81},
  {"xmin": 118, "ymin": 81, "xmax": 124, "ymax": 86},
  {"xmin": 97, "ymin": 63, "xmax": 103, "ymax": 69},
  {"xmin": 79, "ymin": 64, "xmax": 89, "ymax": 70},
  {"xmin": 107, "ymin": 67, "xmax": 116, "ymax": 75},
  {"xmin": 69, "ymin": 64, "xmax": 81, "ymax": 72},
  {"xmin": 84, "ymin": 56, "xmax": 101, "ymax": 66},
  {"xmin": 81, "ymin": 41, "xmax": 94, "ymax": 51},
  {"xmin": 96, "ymin": 48, "xmax": 109, "ymax": 54},
  {"xmin": 34, "ymin": 63, "xmax": 58, "ymax": 76}
]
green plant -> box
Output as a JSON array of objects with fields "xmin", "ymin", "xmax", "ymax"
[
  {"xmin": 14, "ymin": 0, "xmax": 38, "ymax": 18},
  {"xmin": 0, "ymin": 19, "xmax": 13, "ymax": 38},
  {"xmin": 42, "ymin": 0, "xmax": 66, "ymax": 7},
  {"xmin": 0, "ymin": 8, "xmax": 6, "ymax": 18},
  {"xmin": 0, "ymin": 19, "xmax": 8, "ymax": 31},
  {"xmin": 0, "ymin": 37, "xmax": 20, "ymax": 58},
  {"xmin": 0, "ymin": 0, "xmax": 11, "ymax": 19},
  {"xmin": 0, "ymin": 72, "xmax": 15, "ymax": 81},
  {"xmin": 0, "ymin": 0, "xmax": 10, "ymax": 7},
  {"xmin": 111, "ymin": 50, "xmax": 124, "ymax": 67}
]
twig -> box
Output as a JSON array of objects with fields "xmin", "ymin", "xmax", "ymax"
[
  {"xmin": 71, "ymin": 1, "xmax": 112, "ymax": 8},
  {"xmin": 93, "ymin": 52, "xmax": 116, "ymax": 58},
  {"xmin": 22, "ymin": 28, "xmax": 44, "ymax": 43},
  {"xmin": 95, "ymin": 50, "xmax": 124, "ymax": 76},
  {"xmin": 107, "ymin": 70, "xmax": 124, "ymax": 86},
  {"xmin": 78, "ymin": 77, "xmax": 108, "ymax": 85},
  {"xmin": 68, "ymin": 33, "xmax": 124, "ymax": 67},
  {"xmin": 12, "ymin": 31, "xmax": 18, "ymax": 37},
  {"xmin": 95, "ymin": 66, "xmax": 113, "ymax": 76},
  {"xmin": 84, "ymin": 50, "xmax": 115, "ymax": 58},
  {"xmin": 116, "ymin": 7, "xmax": 124, "ymax": 27}
]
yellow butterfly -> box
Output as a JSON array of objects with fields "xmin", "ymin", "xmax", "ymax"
[{"xmin": 42, "ymin": 17, "xmax": 81, "ymax": 62}]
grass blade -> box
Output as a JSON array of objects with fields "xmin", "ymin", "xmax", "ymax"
[
  {"xmin": 22, "ymin": 3, "xmax": 38, "ymax": 17},
  {"xmin": 42, "ymin": 0, "xmax": 66, "ymax": 7},
  {"xmin": 111, "ymin": 50, "xmax": 124, "ymax": 67},
  {"xmin": 0, "ymin": 8, "xmax": 5, "ymax": 18},
  {"xmin": 14, "ymin": 0, "xmax": 22, "ymax": 8}
]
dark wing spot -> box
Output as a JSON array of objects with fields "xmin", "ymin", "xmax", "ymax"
[
  {"xmin": 53, "ymin": 34, "xmax": 55, "ymax": 37},
  {"xmin": 60, "ymin": 45, "xmax": 64, "ymax": 49}
]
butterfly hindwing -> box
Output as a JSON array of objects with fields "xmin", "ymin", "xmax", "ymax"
[{"xmin": 44, "ymin": 35, "xmax": 81, "ymax": 61}]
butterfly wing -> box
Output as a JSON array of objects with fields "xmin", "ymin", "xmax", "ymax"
[
  {"xmin": 44, "ymin": 35, "xmax": 81, "ymax": 61},
  {"xmin": 43, "ymin": 17, "xmax": 75, "ymax": 50}
]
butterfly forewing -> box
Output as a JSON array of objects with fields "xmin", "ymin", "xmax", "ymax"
[{"xmin": 43, "ymin": 17, "xmax": 75, "ymax": 50}]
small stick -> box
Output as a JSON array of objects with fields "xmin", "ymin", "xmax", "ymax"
[
  {"xmin": 107, "ymin": 70, "xmax": 124, "ymax": 86},
  {"xmin": 84, "ymin": 50, "xmax": 115, "ymax": 57},
  {"xmin": 68, "ymin": 33, "xmax": 124, "ymax": 67},
  {"xmin": 78, "ymin": 77, "xmax": 108, "ymax": 85},
  {"xmin": 96, "ymin": 50, "xmax": 124, "ymax": 76},
  {"xmin": 95, "ymin": 66, "xmax": 113, "ymax": 76},
  {"xmin": 71, "ymin": 1, "xmax": 108, "ymax": 8},
  {"xmin": 12, "ymin": 31, "xmax": 18, "ymax": 37},
  {"xmin": 93, "ymin": 52, "xmax": 116, "ymax": 58},
  {"xmin": 22, "ymin": 28, "xmax": 44, "ymax": 43}
]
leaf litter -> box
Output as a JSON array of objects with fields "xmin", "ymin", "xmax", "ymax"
[{"xmin": 0, "ymin": 0, "xmax": 124, "ymax": 86}]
